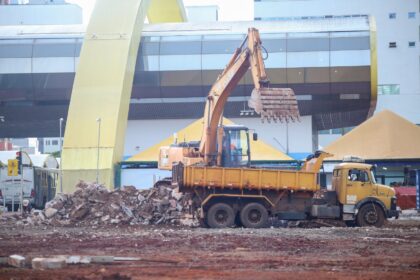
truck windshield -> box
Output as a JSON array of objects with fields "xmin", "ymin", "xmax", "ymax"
[{"xmin": 370, "ymin": 170, "xmax": 377, "ymax": 184}]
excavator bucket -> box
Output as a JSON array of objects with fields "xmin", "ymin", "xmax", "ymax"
[{"xmin": 248, "ymin": 88, "xmax": 300, "ymax": 122}]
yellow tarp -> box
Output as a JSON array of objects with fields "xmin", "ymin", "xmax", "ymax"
[
  {"xmin": 325, "ymin": 110, "xmax": 420, "ymax": 160},
  {"xmin": 127, "ymin": 118, "xmax": 293, "ymax": 162}
]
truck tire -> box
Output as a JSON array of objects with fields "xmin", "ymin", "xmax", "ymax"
[
  {"xmin": 356, "ymin": 203, "xmax": 385, "ymax": 227},
  {"xmin": 240, "ymin": 202, "xmax": 268, "ymax": 228},
  {"xmin": 207, "ymin": 203, "xmax": 235, "ymax": 228}
]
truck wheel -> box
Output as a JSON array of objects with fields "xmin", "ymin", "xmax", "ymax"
[
  {"xmin": 240, "ymin": 202, "xmax": 268, "ymax": 228},
  {"xmin": 207, "ymin": 203, "xmax": 235, "ymax": 228},
  {"xmin": 356, "ymin": 203, "xmax": 385, "ymax": 227}
]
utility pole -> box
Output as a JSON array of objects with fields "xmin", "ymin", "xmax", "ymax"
[
  {"xmin": 96, "ymin": 117, "xmax": 101, "ymax": 184},
  {"xmin": 286, "ymin": 121, "xmax": 289, "ymax": 155},
  {"xmin": 19, "ymin": 148, "xmax": 23, "ymax": 214},
  {"xmin": 59, "ymin": 118, "xmax": 64, "ymax": 193}
]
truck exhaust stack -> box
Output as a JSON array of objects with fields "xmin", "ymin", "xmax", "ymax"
[{"xmin": 248, "ymin": 87, "xmax": 300, "ymax": 122}]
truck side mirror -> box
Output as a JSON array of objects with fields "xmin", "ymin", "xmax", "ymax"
[{"xmin": 253, "ymin": 132, "xmax": 258, "ymax": 141}]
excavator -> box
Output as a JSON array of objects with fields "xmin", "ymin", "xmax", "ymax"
[
  {"xmin": 157, "ymin": 28, "xmax": 300, "ymax": 175},
  {"xmin": 156, "ymin": 28, "xmax": 399, "ymax": 228}
]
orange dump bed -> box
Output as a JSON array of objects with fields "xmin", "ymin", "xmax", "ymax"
[{"xmin": 182, "ymin": 166, "xmax": 319, "ymax": 192}]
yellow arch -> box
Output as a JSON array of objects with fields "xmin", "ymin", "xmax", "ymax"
[{"xmin": 61, "ymin": 0, "xmax": 186, "ymax": 193}]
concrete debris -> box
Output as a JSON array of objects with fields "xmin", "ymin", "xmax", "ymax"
[
  {"xmin": 0, "ymin": 181, "xmax": 198, "ymax": 227},
  {"xmin": 64, "ymin": 255, "xmax": 92, "ymax": 264},
  {"xmin": 90, "ymin": 256, "xmax": 114, "ymax": 263},
  {"xmin": 32, "ymin": 257, "xmax": 67, "ymax": 270},
  {"xmin": 44, "ymin": 208, "xmax": 58, "ymax": 219},
  {"xmin": 8, "ymin": 255, "xmax": 26, "ymax": 268}
]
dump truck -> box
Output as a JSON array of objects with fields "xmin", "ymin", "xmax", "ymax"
[
  {"xmin": 158, "ymin": 28, "xmax": 399, "ymax": 228},
  {"xmin": 172, "ymin": 152, "xmax": 399, "ymax": 228}
]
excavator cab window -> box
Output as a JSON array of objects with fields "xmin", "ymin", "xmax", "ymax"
[{"xmin": 221, "ymin": 126, "xmax": 250, "ymax": 167}]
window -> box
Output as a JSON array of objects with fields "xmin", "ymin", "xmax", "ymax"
[
  {"xmin": 409, "ymin": 41, "xmax": 416, "ymax": 47},
  {"xmin": 389, "ymin": 13, "xmax": 396, "ymax": 19},
  {"xmin": 408, "ymin": 12, "xmax": 416, "ymax": 19},
  {"xmin": 378, "ymin": 84, "xmax": 400, "ymax": 95},
  {"xmin": 318, "ymin": 129, "xmax": 331, "ymax": 135},
  {"xmin": 45, "ymin": 140, "xmax": 50, "ymax": 145},
  {"xmin": 52, "ymin": 140, "xmax": 59, "ymax": 145},
  {"xmin": 348, "ymin": 169, "xmax": 369, "ymax": 183},
  {"xmin": 389, "ymin": 42, "xmax": 397, "ymax": 48}
]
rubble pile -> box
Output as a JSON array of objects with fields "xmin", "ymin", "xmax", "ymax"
[{"xmin": 1, "ymin": 181, "xmax": 198, "ymax": 227}]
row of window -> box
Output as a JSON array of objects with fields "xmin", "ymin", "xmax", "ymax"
[
  {"xmin": 389, "ymin": 12, "xmax": 416, "ymax": 19},
  {"xmin": 318, "ymin": 126, "xmax": 355, "ymax": 135},
  {"xmin": 389, "ymin": 41, "xmax": 416, "ymax": 48},
  {"xmin": 255, "ymin": 14, "xmax": 369, "ymax": 21},
  {"xmin": 378, "ymin": 84, "xmax": 400, "ymax": 95},
  {"xmin": 45, "ymin": 140, "xmax": 59, "ymax": 146}
]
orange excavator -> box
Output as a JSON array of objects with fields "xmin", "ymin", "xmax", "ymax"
[{"xmin": 157, "ymin": 28, "xmax": 300, "ymax": 177}]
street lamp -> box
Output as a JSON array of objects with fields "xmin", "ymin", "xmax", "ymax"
[
  {"xmin": 59, "ymin": 118, "xmax": 64, "ymax": 193},
  {"xmin": 96, "ymin": 117, "xmax": 102, "ymax": 184}
]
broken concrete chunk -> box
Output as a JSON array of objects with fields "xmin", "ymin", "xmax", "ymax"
[
  {"xmin": 137, "ymin": 194, "xmax": 145, "ymax": 202},
  {"xmin": 8, "ymin": 255, "xmax": 26, "ymax": 268},
  {"xmin": 32, "ymin": 257, "xmax": 67, "ymax": 270},
  {"xmin": 70, "ymin": 204, "xmax": 89, "ymax": 220},
  {"xmin": 90, "ymin": 256, "xmax": 114, "ymax": 263},
  {"xmin": 110, "ymin": 219, "xmax": 120, "ymax": 224},
  {"xmin": 65, "ymin": 255, "xmax": 91, "ymax": 264},
  {"xmin": 44, "ymin": 208, "xmax": 58, "ymax": 218}
]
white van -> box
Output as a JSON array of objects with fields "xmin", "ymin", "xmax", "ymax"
[
  {"xmin": 0, "ymin": 152, "xmax": 58, "ymax": 211},
  {"xmin": 0, "ymin": 166, "xmax": 35, "ymax": 210}
]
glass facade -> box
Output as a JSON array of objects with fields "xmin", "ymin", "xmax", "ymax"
[
  {"xmin": 133, "ymin": 31, "xmax": 371, "ymax": 102},
  {"xmin": 0, "ymin": 22, "xmax": 373, "ymax": 132}
]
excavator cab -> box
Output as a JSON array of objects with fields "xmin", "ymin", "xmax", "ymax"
[{"xmin": 221, "ymin": 125, "xmax": 251, "ymax": 167}]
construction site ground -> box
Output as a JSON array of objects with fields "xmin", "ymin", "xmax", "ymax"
[{"xmin": 1, "ymin": 217, "xmax": 420, "ymax": 280}]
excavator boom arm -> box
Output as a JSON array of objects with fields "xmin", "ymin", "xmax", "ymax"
[{"xmin": 199, "ymin": 28, "xmax": 300, "ymax": 166}]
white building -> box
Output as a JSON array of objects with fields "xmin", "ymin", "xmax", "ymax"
[
  {"xmin": 0, "ymin": 0, "xmax": 82, "ymax": 25},
  {"xmin": 254, "ymin": 0, "xmax": 420, "ymax": 147},
  {"xmin": 186, "ymin": 5, "xmax": 219, "ymax": 22},
  {"xmin": 38, "ymin": 137, "xmax": 61, "ymax": 154}
]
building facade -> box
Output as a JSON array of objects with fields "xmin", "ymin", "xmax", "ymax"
[
  {"xmin": 254, "ymin": 0, "xmax": 420, "ymax": 146},
  {"xmin": 38, "ymin": 137, "xmax": 61, "ymax": 154},
  {"xmin": 0, "ymin": 19, "xmax": 376, "ymax": 159}
]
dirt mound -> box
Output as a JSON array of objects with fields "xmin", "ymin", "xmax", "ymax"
[{"xmin": 1, "ymin": 181, "xmax": 198, "ymax": 227}]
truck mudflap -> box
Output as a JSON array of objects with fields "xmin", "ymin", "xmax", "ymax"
[
  {"xmin": 387, "ymin": 208, "xmax": 400, "ymax": 219},
  {"xmin": 387, "ymin": 196, "xmax": 400, "ymax": 219},
  {"xmin": 387, "ymin": 201, "xmax": 400, "ymax": 219}
]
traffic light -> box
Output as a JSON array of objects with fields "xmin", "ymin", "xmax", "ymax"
[{"xmin": 16, "ymin": 151, "xmax": 22, "ymax": 175}]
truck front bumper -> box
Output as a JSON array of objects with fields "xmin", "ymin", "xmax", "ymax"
[{"xmin": 387, "ymin": 207, "xmax": 401, "ymax": 219}]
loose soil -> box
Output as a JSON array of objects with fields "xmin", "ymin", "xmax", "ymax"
[{"xmin": 1, "ymin": 219, "xmax": 420, "ymax": 279}]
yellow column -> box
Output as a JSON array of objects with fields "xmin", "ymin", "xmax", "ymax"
[{"xmin": 61, "ymin": 0, "xmax": 186, "ymax": 193}]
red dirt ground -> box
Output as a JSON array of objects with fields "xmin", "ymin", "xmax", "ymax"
[{"xmin": 1, "ymin": 219, "xmax": 420, "ymax": 279}]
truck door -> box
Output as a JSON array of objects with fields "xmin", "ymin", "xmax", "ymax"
[{"xmin": 345, "ymin": 169, "xmax": 375, "ymax": 204}]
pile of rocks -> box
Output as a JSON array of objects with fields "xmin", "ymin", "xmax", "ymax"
[{"xmin": 1, "ymin": 181, "xmax": 198, "ymax": 227}]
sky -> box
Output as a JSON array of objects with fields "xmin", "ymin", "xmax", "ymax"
[{"xmin": 66, "ymin": 0, "xmax": 253, "ymax": 24}]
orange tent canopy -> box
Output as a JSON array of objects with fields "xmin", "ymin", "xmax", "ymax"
[
  {"xmin": 325, "ymin": 110, "xmax": 420, "ymax": 161},
  {"xmin": 127, "ymin": 118, "xmax": 292, "ymax": 162}
]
